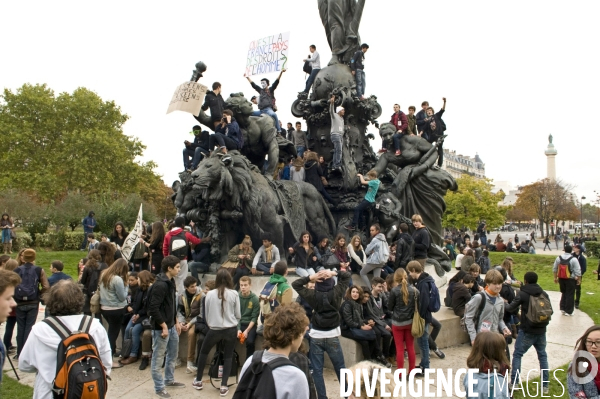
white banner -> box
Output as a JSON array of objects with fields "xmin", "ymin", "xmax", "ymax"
[
  {"xmin": 166, "ymin": 81, "xmax": 208, "ymax": 115},
  {"xmin": 245, "ymin": 31, "xmax": 290, "ymax": 76},
  {"xmin": 121, "ymin": 204, "xmax": 143, "ymax": 261}
]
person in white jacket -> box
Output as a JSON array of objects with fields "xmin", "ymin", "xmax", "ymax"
[
  {"xmin": 360, "ymin": 224, "xmax": 389, "ymax": 286},
  {"xmin": 19, "ymin": 280, "xmax": 112, "ymax": 399},
  {"xmin": 347, "ymin": 235, "xmax": 366, "ymax": 274}
]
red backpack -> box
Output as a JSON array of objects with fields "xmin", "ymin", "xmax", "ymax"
[{"xmin": 557, "ymin": 255, "xmax": 574, "ymax": 279}]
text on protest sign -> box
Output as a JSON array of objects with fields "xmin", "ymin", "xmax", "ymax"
[
  {"xmin": 245, "ymin": 32, "xmax": 290, "ymax": 76},
  {"xmin": 166, "ymin": 81, "xmax": 207, "ymax": 115},
  {"xmin": 121, "ymin": 204, "xmax": 143, "ymax": 261}
]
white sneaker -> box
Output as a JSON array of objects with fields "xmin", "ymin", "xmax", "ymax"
[
  {"xmin": 174, "ymin": 358, "xmax": 182, "ymax": 368},
  {"xmin": 186, "ymin": 361, "xmax": 197, "ymax": 373},
  {"xmin": 561, "ymin": 310, "xmax": 566, "ymax": 315}
]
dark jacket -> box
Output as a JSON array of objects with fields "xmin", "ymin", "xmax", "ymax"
[
  {"xmin": 296, "ymin": 295, "xmax": 313, "ymax": 322},
  {"xmin": 394, "ymin": 233, "xmax": 414, "ymax": 269},
  {"xmin": 388, "ymin": 285, "xmax": 418, "ymax": 325},
  {"xmin": 416, "ymin": 109, "xmax": 427, "ymax": 133},
  {"xmin": 131, "ymin": 287, "xmax": 150, "ymax": 324},
  {"xmin": 147, "ymin": 273, "xmax": 177, "ymax": 330},
  {"xmin": 148, "ymin": 238, "xmax": 164, "ymax": 274},
  {"xmin": 82, "ymin": 216, "xmax": 97, "ymax": 233},
  {"xmin": 575, "ymin": 253, "xmax": 587, "ymax": 275},
  {"xmin": 251, "ymin": 80, "xmax": 279, "ymax": 110},
  {"xmin": 188, "ymin": 131, "xmax": 210, "ymax": 151},
  {"xmin": 290, "ymin": 241, "xmax": 314, "ymax": 269},
  {"xmin": 414, "ymin": 272, "xmax": 435, "ymax": 323},
  {"xmin": 499, "ymin": 283, "xmax": 516, "ymax": 324},
  {"xmin": 364, "ymin": 293, "xmax": 389, "ymax": 328},
  {"xmin": 505, "ymin": 283, "xmax": 549, "ymax": 334},
  {"xmin": 350, "ymin": 50, "xmax": 365, "ymax": 71},
  {"xmin": 201, "ymin": 91, "xmax": 226, "ymax": 122},
  {"xmin": 451, "ymin": 283, "xmax": 472, "ymax": 317},
  {"xmin": 422, "ymin": 109, "xmax": 446, "ymax": 143},
  {"xmin": 304, "ymin": 160, "xmax": 324, "ymax": 191},
  {"xmin": 48, "ymin": 272, "xmax": 72, "ymax": 286},
  {"xmin": 215, "ymin": 118, "xmax": 243, "ymax": 149},
  {"xmin": 340, "ymin": 299, "xmax": 366, "ymax": 330},
  {"xmin": 413, "ymin": 227, "xmax": 430, "ymax": 259},
  {"xmin": 292, "ymin": 271, "xmax": 351, "ymax": 328},
  {"xmin": 390, "ymin": 111, "xmax": 408, "ymax": 133}
]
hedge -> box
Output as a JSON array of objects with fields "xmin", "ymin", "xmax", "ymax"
[
  {"xmin": 13, "ymin": 231, "xmax": 86, "ymax": 251},
  {"xmin": 587, "ymin": 241, "xmax": 600, "ymax": 258}
]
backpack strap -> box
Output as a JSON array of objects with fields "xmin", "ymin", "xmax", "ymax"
[
  {"xmin": 476, "ymin": 292, "xmax": 487, "ymax": 319},
  {"xmin": 78, "ymin": 315, "xmax": 93, "ymax": 334},
  {"xmin": 265, "ymin": 356, "xmax": 297, "ymax": 371},
  {"xmin": 42, "ymin": 316, "xmax": 72, "ymax": 341}
]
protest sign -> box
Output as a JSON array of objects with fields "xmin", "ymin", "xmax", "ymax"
[
  {"xmin": 245, "ymin": 32, "xmax": 290, "ymax": 76},
  {"xmin": 166, "ymin": 81, "xmax": 207, "ymax": 115},
  {"xmin": 121, "ymin": 204, "xmax": 143, "ymax": 261}
]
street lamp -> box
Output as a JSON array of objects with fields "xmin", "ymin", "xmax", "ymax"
[{"xmin": 581, "ymin": 196, "xmax": 586, "ymax": 233}]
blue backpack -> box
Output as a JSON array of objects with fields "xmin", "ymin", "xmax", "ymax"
[
  {"xmin": 427, "ymin": 280, "xmax": 441, "ymax": 313},
  {"xmin": 15, "ymin": 264, "xmax": 42, "ymax": 302}
]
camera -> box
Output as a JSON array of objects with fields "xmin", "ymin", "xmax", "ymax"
[{"xmin": 222, "ymin": 116, "xmax": 228, "ymax": 122}]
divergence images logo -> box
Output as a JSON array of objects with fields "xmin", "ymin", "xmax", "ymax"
[{"xmin": 571, "ymin": 350, "xmax": 599, "ymax": 385}]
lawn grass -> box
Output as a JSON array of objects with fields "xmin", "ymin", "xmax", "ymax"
[
  {"xmin": 512, "ymin": 363, "xmax": 570, "ymax": 399},
  {"xmin": 6, "ymin": 250, "xmax": 83, "ymax": 280},
  {"xmin": 1, "ymin": 372, "xmax": 34, "ymax": 399}
]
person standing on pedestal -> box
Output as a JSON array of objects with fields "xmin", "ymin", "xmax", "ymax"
[
  {"xmin": 201, "ymin": 82, "xmax": 226, "ymax": 128},
  {"xmin": 329, "ymin": 95, "xmax": 345, "ymax": 172},
  {"xmin": 350, "ymin": 43, "xmax": 369, "ymax": 100},
  {"xmin": 303, "ymin": 45, "xmax": 321, "ymax": 94}
]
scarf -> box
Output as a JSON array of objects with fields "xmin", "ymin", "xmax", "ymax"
[
  {"xmin": 485, "ymin": 287, "xmax": 498, "ymax": 297},
  {"xmin": 264, "ymin": 244, "xmax": 273, "ymax": 263}
]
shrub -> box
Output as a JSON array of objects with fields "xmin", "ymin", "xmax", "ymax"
[
  {"xmin": 12, "ymin": 232, "xmax": 33, "ymax": 252},
  {"xmin": 587, "ymin": 241, "xmax": 600, "ymax": 259}
]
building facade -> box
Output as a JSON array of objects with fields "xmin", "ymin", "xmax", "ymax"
[{"xmin": 441, "ymin": 149, "xmax": 486, "ymax": 179}]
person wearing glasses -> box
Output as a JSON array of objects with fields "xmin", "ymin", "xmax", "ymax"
[
  {"xmin": 567, "ymin": 325, "xmax": 600, "ymax": 398},
  {"xmin": 504, "ymin": 272, "xmax": 550, "ymax": 395}
]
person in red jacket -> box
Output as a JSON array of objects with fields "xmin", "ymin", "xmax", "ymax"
[
  {"xmin": 163, "ymin": 217, "xmax": 210, "ymax": 294},
  {"xmin": 391, "ymin": 104, "xmax": 408, "ymax": 156}
]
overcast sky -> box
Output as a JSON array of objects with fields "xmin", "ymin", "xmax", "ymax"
[{"xmin": 2, "ymin": 1, "xmax": 599, "ymax": 206}]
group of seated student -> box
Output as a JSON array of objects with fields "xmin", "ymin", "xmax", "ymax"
[{"xmin": 229, "ymin": 233, "xmax": 282, "ymax": 288}]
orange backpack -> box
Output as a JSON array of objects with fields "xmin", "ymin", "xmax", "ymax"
[{"xmin": 43, "ymin": 315, "xmax": 108, "ymax": 399}]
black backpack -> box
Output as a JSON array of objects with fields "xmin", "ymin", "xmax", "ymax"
[
  {"xmin": 14, "ymin": 264, "xmax": 42, "ymax": 302},
  {"xmin": 312, "ymin": 290, "xmax": 339, "ymax": 330},
  {"xmin": 209, "ymin": 341, "xmax": 240, "ymax": 388},
  {"xmin": 169, "ymin": 231, "xmax": 188, "ymax": 260},
  {"xmin": 232, "ymin": 351, "xmax": 298, "ymax": 399}
]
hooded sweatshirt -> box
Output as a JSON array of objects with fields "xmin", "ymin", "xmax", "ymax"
[
  {"xmin": 552, "ymin": 253, "xmax": 582, "ymax": 280},
  {"xmin": 238, "ymin": 291, "xmax": 260, "ymax": 329},
  {"xmin": 395, "ymin": 232, "xmax": 414, "ymax": 269},
  {"xmin": 18, "ymin": 315, "xmax": 112, "ymax": 399},
  {"xmin": 304, "ymin": 160, "xmax": 325, "ymax": 190},
  {"xmin": 162, "ymin": 227, "xmax": 203, "ymax": 258},
  {"xmin": 505, "ymin": 283, "xmax": 549, "ymax": 334},
  {"xmin": 364, "ymin": 233, "xmax": 388, "ymax": 264},
  {"xmin": 413, "ymin": 227, "xmax": 430, "ymax": 260},
  {"xmin": 414, "ymin": 272, "xmax": 436, "ymax": 323},
  {"xmin": 269, "ymin": 273, "xmax": 293, "ymax": 305},
  {"xmin": 148, "ymin": 273, "xmax": 177, "ymax": 330}
]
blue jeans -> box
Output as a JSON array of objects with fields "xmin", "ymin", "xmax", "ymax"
[
  {"xmin": 256, "ymin": 262, "xmax": 273, "ymax": 275},
  {"xmin": 352, "ymin": 199, "xmax": 373, "ymax": 227},
  {"xmin": 252, "ymin": 107, "xmax": 281, "ymax": 132},
  {"xmin": 511, "ymin": 330, "xmax": 549, "ymax": 387},
  {"xmin": 151, "ymin": 326, "xmax": 179, "ymax": 393},
  {"xmin": 480, "ymin": 236, "xmax": 487, "ymax": 246},
  {"xmin": 331, "ymin": 133, "xmax": 342, "ymax": 168},
  {"xmin": 16, "ymin": 304, "xmax": 39, "ymax": 356},
  {"xmin": 355, "ymin": 69, "xmax": 366, "ymax": 98},
  {"xmin": 183, "ymin": 147, "xmax": 208, "ymax": 169},
  {"xmin": 125, "ymin": 319, "xmax": 144, "ymax": 357},
  {"xmin": 416, "ymin": 323, "xmax": 430, "ymax": 369},
  {"xmin": 189, "ymin": 261, "xmax": 209, "ymax": 281},
  {"xmin": 80, "ymin": 232, "xmax": 91, "ymax": 250},
  {"xmin": 296, "ymin": 146, "xmax": 306, "ymax": 158},
  {"xmin": 393, "ymin": 132, "xmax": 403, "ymax": 151},
  {"xmin": 309, "ymin": 337, "xmax": 346, "ymax": 399},
  {"xmin": 304, "ymin": 68, "xmax": 320, "ymax": 93}
]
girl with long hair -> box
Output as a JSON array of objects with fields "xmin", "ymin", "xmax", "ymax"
[
  {"xmin": 332, "ymin": 233, "xmax": 350, "ymax": 272},
  {"xmin": 464, "ymin": 332, "xmax": 511, "ymax": 398},
  {"xmin": 348, "ymin": 235, "xmax": 366, "ymax": 274},
  {"xmin": 110, "ymin": 221, "xmax": 129, "ymax": 248},
  {"xmin": 340, "ymin": 286, "xmax": 378, "ymax": 361},
  {"xmin": 98, "ymin": 241, "xmax": 122, "ymax": 266},
  {"xmin": 568, "ymin": 325, "xmax": 600, "ymax": 397},
  {"xmin": 460, "ymin": 248, "xmax": 475, "ymax": 272},
  {"xmin": 388, "ymin": 268, "xmax": 419, "ymax": 372},
  {"xmin": 143, "ymin": 221, "xmax": 165, "ymax": 275},
  {"xmin": 193, "ymin": 268, "xmax": 241, "ymax": 395},
  {"xmin": 80, "ymin": 249, "xmax": 108, "ymax": 318},
  {"xmin": 99, "ymin": 258, "xmax": 130, "ymax": 368},
  {"xmin": 1, "ymin": 213, "xmax": 15, "ymax": 254},
  {"xmin": 120, "ymin": 270, "xmax": 155, "ymax": 366},
  {"xmin": 289, "ymin": 231, "xmax": 316, "ymax": 277},
  {"xmin": 230, "ymin": 235, "xmax": 256, "ymax": 289}
]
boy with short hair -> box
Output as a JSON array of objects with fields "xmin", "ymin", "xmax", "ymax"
[
  {"xmin": 252, "ymin": 233, "xmax": 281, "ymax": 276},
  {"xmin": 346, "ymin": 170, "xmax": 380, "ymax": 231},
  {"xmin": 0, "ymin": 269, "xmax": 21, "ymax": 383},
  {"xmin": 464, "ymin": 269, "xmax": 512, "ymax": 345},
  {"xmin": 238, "ymin": 276, "xmax": 259, "ymax": 361},
  {"xmin": 364, "ymin": 276, "xmax": 392, "ymax": 367},
  {"xmin": 87, "ymin": 233, "xmax": 99, "ymax": 252},
  {"xmin": 451, "ymin": 274, "xmax": 474, "ymax": 317},
  {"xmin": 47, "ymin": 261, "xmax": 72, "ymax": 286},
  {"xmin": 176, "ymin": 276, "xmax": 203, "ymax": 374}
]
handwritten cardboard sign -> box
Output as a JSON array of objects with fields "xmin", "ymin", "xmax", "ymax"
[
  {"xmin": 166, "ymin": 81, "xmax": 208, "ymax": 115},
  {"xmin": 245, "ymin": 32, "xmax": 290, "ymax": 76}
]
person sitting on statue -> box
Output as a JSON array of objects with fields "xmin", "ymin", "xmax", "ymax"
[
  {"xmin": 350, "ymin": 43, "xmax": 369, "ymax": 100},
  {"xmin": 251, "ymin": 233, "xmax": 281, "ymax": 276},
  {"xmin": 208, "ymin": 109, "xmax": 243, "ymax": 155},
  {"xmin": 183, "ymin": 125, "xmax": 209, "ymax": 172},
  {"xmin": 288, "ymin": 231, "xmax": 316, "ymax": 277},
  {"xmin": 391, "ymin": 104, "xmax": 408, "ymax": 157},
  {"xmin": 415, "ymin": 101, "xmax": 429, "ymax": 135},
  {"xmin": 245, "ymin": 69, "xmax": 287, "ymax": 134},
  {"xmin": 345, "ymin": 170, "xmax": 381, "ymax": 232},
  {"xmin": 329, "ymin": 95, "xmax": 345, "ymax": 173},
  {"xmin": 201, "ymin": 82, "xmax": 226, "ymax": 128},
  {"xmin": 304, "ymin": 152, "xmax": 336, "ymax": 205},
  {"xmin": 406, "ymin": 106, "xmax": 418, "ymax": 136},
  {"xmin": 421, "ymin": 98, "xmax": 447, "ymax": 168}
]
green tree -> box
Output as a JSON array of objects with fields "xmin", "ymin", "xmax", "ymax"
[
  {"xmin": 94, "ymin": 194, "xmax": 158, "ymax": 235},
  {"xmin": 0, "ymin": 84, "xmax": 151, "ymax": 200},
  {"xmin": 50, "ymin": 192, "xmax": 93, "ymax": 231},
  {"xmin": 443, "ymin": 176, "xmax": 506, "ymax": 230}
]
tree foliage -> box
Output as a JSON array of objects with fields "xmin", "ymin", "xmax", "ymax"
[
  {"xmin": 514, "ymin": 179, "xmax": 576, "ymax": 236},
  {"xmin": 443, "ymin": 176, "xmax": 506, "ymax": 230},
  {"xmin": 505, "ymin": 204, "xmax": 535, "ymax": 222}
]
